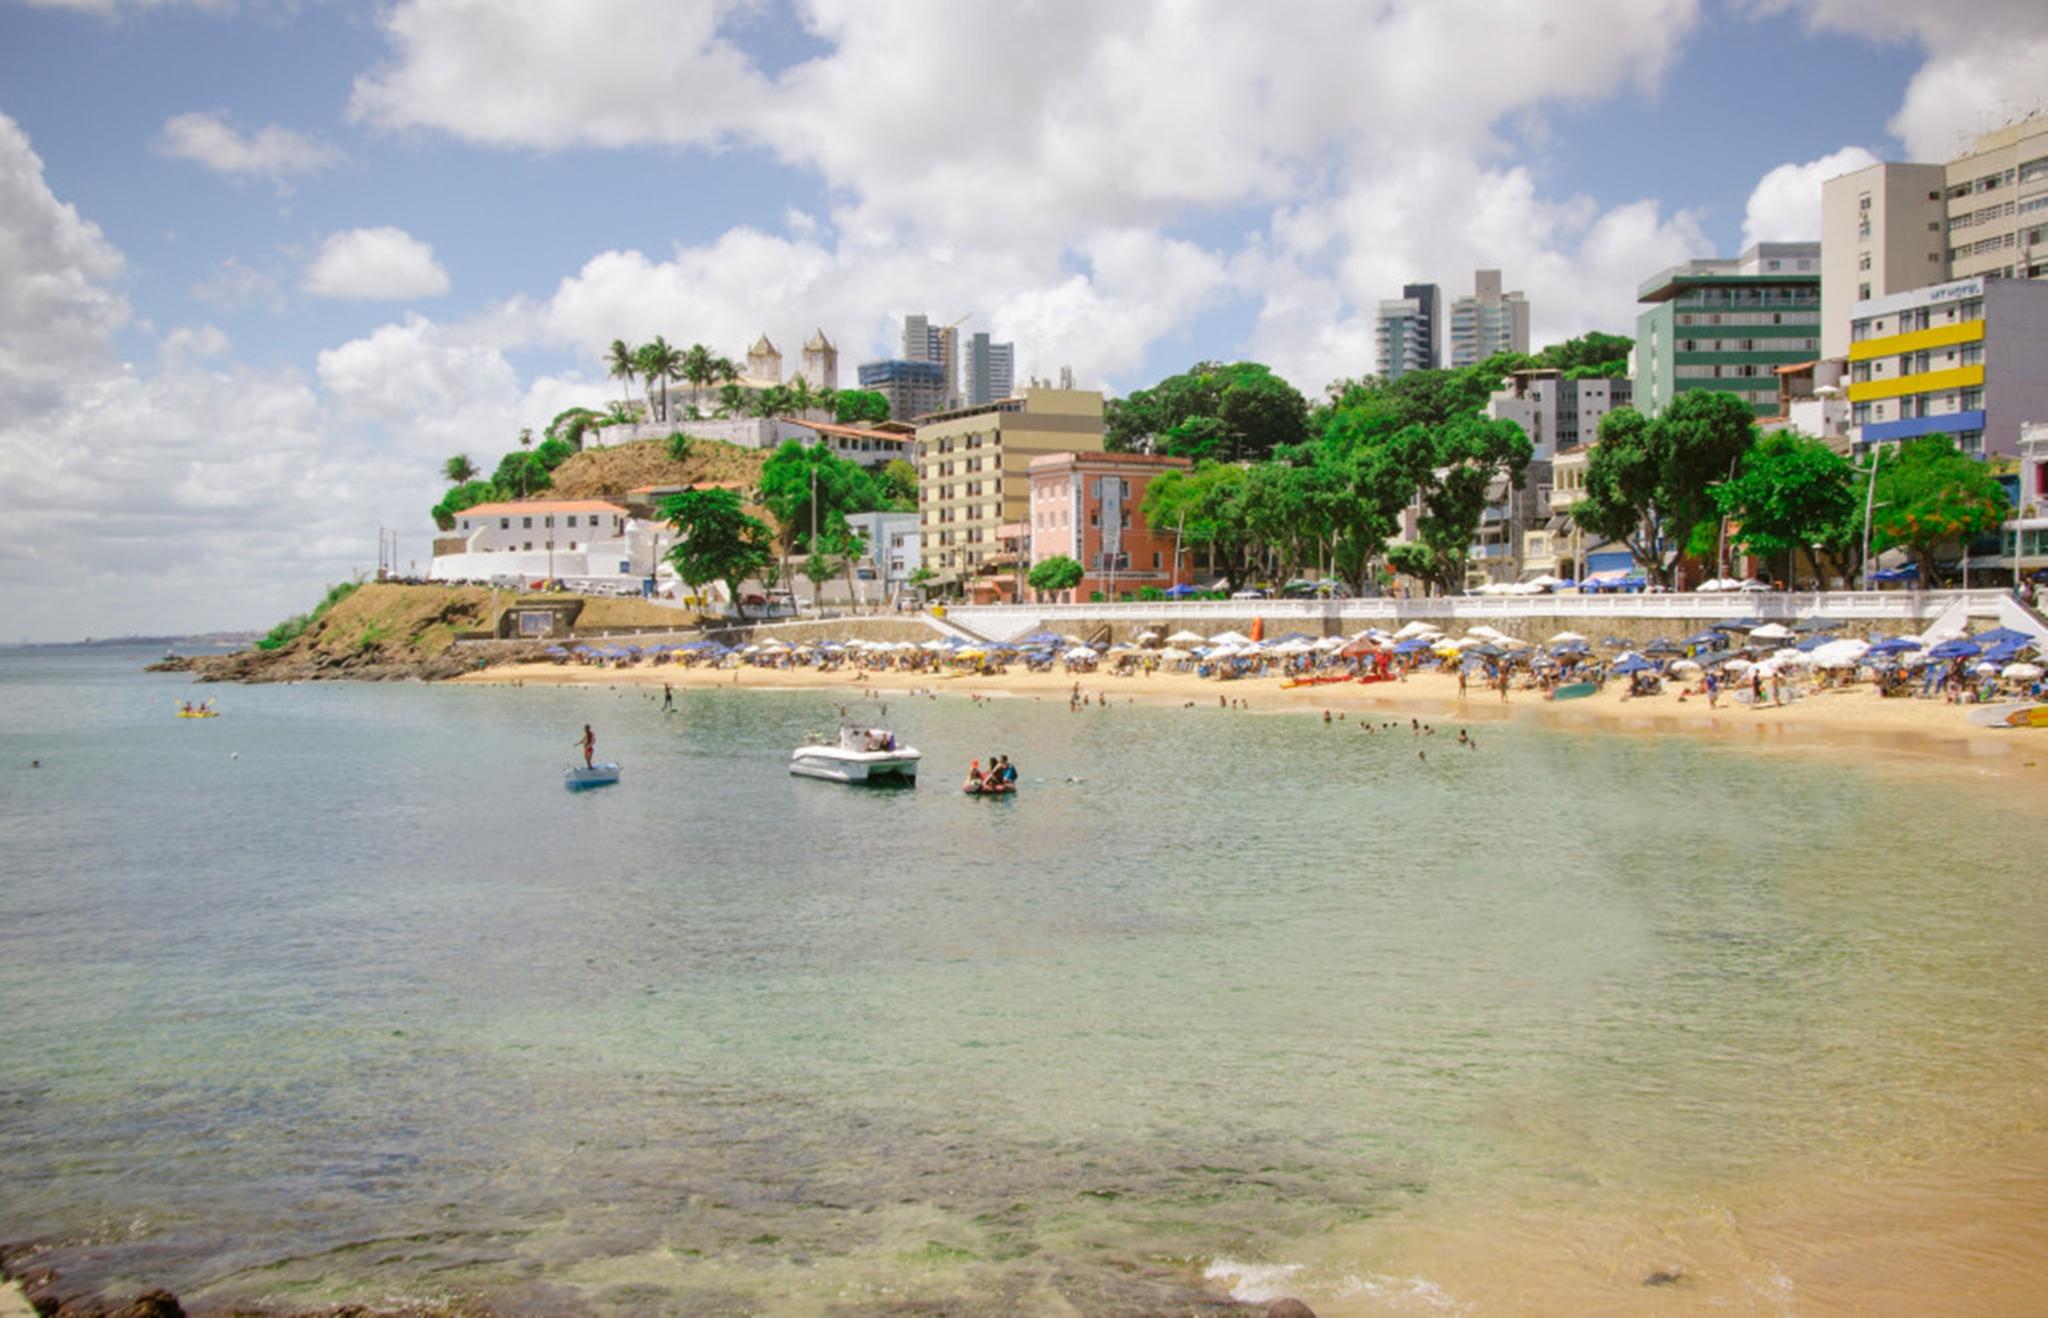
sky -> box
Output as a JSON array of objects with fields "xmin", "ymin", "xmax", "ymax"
[{"xmin": 3, "ymin": 0, "xmax": 2046, "ymax": 641}]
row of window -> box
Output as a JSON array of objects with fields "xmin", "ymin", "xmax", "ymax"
[
  {"xmin": 1949, "ymin": 200, "xmax": 2017, "ymax": 232},
  {"xmin": 1851, "ymin": 389, "xmax": 1985, "ymax": 425},
  {"xmin": 917, "ymin": 433, "xmax": 991, "ymax": 458},
  {"xmin": 1849, "ymin": 345, "xmax": 1983, "ymax": 382},
  {"xmin": 1672, "ymin": 310, "xmax": 1818, "ymax": 327},
  {"xmin": 1676, "ymin": 337, "xmax": 1818, "ymax": 354},
  {"xmin": 1673, "ymin": 288, "xmax": 1818, "ymax": 308},
  {"xmin": 1674, "ymin": 363, "xmax": 1798, "ymax": 379},
  {"xmin": 1850, "ymin": 299, "xmax": 1983, "ymax": 341},
  {"xmin": 477, "ymin": 513, "xmax": 612, "ymax": 531},
  {"xmin": 1952, "ymin": 233, "xmax": 2018, "ymax": 259}
]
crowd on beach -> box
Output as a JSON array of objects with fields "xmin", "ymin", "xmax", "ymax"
[{"xmin": 536, "ymin": 617, "xmax": 2047, "ymax": 708}]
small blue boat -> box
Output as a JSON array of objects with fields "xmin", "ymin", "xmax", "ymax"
[{"xmin": 565, "ymin": 762, "xmax": 622, "ymax": 790}]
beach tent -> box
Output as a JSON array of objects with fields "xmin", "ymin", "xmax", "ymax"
[{"xmin": 1208, "ymin": 630, "xmax": 1252, "ymax": 646}]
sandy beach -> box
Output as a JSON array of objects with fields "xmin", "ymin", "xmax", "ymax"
[{"xmin": 456, "ymin": 659, "xmax": 2048, "ymax": 788}]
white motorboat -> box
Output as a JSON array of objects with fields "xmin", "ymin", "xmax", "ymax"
[
  {"xmin": 565, "ymin": 762, "xmax": 623, "ymax": 789},
  {"xmin": 790, "ymin": 726, "xmax": 921, "ymax": 784}
]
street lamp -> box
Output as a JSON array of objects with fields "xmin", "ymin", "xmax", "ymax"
[{"xmin": 1859, "ymin": 444, "xmax": 1886, "ymax": 591}]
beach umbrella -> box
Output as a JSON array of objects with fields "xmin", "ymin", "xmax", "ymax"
[
  {"xmin": 1811, "ymin": 639, "xmax": 1870, "ymax": 668},
  {"xmin": 1611, "ymin": 655, "xmax": 1656, "ymax": 675},
  {"xmin": 1469, "ymin": 643, "xmax": 1505, "ymax": 658},
  {"xmin": 1748, "ymin": 622, "xmax": 1794, "ymax": 641},
  {"xmin": 1547, "ymin": 630, "xmax": 1588, "ymax": 645},
  {"xmin": 1920, "ymin": 626, "xmax": 1965, "ymax": 644},
  {"xmin": 1643, "ymin": 638, "xmax": 1684, "ymax": 655},
  {"xmin": 1314, "ymin": 636, "xmax": 1348, "ymax": 651},
  {"xmin": 920, "ymin": 639, "xmax": 951, "ymax": 652},
  {"xmin": 1136, "ymin": 631, "xmax": 1162, "ymax": 645},
  {"xmin": 1793, "ymin": 632, "xmax": 1839, "ymax": 652},
  {"xmin": 1693, "ymin": 648, "xmax": 1737, "ymax": 666},
  {"xmin": 1972, "ymin": 627, "xmax": 2035, "ymax": 650},
  {"xmin": 1927, "ymin": 639, "xmax": 1980, "ymax": 660},
  {"xmin": 1600, "ymin": 636, "xmax": 1632, "ymax": 649},
  {"xmin": 1670, "ymin": 658, "xmax": 1702, "ymax": 674},
  {"xmin": 1208, "ymin": 630, "xmax": 1252, "ymax": 646},
  {"xmin": 542, "ymin": 645, "xmax": 568, "ymax": 656},
  {"xmin": 1391, "ymin": 621, "xmax": 1441, "ymax": 641},
  {"xmin": 1392, "ymin": 638, "xmax": 1435, "ymax": 655},
  {"xmin": 1683, "ymin": 630, "xmax": 1723, "ymax": 648},
  {"xmin": 1062, "ymin": 646, "xmax": 1098, "ymax": 661},
  {"xmin": 1165, "ymin": 629, "xmax": 1206, "ymax": 645},
  {"xmin": 1972, "ymin": 661, "xmax": 1999, "ymax": 676},
  {"xmin": 1207, "ymin": 644, "xmax": 1240, "ymax": 660},
  {"xmin": 2003, "ymin": 662, "xmax": 2044, "ymax": 680},
  {"xmin": 1866, "ymin": 636, "xmax": 1920, "ymax": 655},
  {"xmin": 1158, "ymin": 647, "xmax": 1191, "ymax": 661}
]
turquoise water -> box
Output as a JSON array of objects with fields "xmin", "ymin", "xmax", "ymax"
[{"xmin": 2, "ymin": 646, "xmax": 2046, "ymax": 1312}]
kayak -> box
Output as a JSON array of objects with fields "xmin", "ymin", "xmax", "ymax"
[
  {"xmin": 176, "ymin": 710, "xmax": 220, "ymax": 718},
  {"xmin": 1968, "ymin": 702, "xmax": 2048, "ymax": 728},
  {"xmin": 565, "ymin": 762, "xmax": 622, "ymax": 789}
]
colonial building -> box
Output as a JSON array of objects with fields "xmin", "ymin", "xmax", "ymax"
[
  {"xmin": 1026, "ymin": 451, "xmax": 1192, "ymax": 601},
  {"xmin": 429, "ymin": 500, "xmax": 656, "ymax": 586}
]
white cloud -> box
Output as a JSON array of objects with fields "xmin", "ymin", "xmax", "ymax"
[
  {"xmin": 1768, "ymin": 1, "xmax": 2048, "ymax": 160},
  {"xmin": 190, "ymin": 254, "xmax": 285, "ymax": 312},
  {"xmin": 1742, "ymin": 144, "xmax": 1879, "ymax": 247},
  {"xmin": 303, "ymin": 226, "xmax": 450, "ymax": 300},
  {"xmin": 154, "ymin": 111, "xmax": 342, "ymax": 184},
  {"xmin": 159, "ymin": 324, "xmax": 231, "ymax": 367}
]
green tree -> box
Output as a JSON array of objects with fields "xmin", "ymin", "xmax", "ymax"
[
  {"xmin": 1027, "ymin": 554, "xmax": 1085, "ymax": 594},
  {"xmin": 751, "ymin": 384, "xmax": 792, "ymax": 418},
  {"xmin": 801, "ymin": 548, "xmax": 841, "ymax": 614},
  {"xmin": 834, "ymin": 389, "xmax": 892, "ymax": 424},
  {"xmin": 757, "ymin": 440, "xmax": 882, "ymax": 600},
  {"xmin": 1140, "ymin": 460, "xmax": 1256, "ymax": 590},
  {"xmin": 1571, "ymin": 392, "xmax": 1757, "ymax": 586},
  {"xmin": 606, "ymin": 339, "xmax": 637, "ymax": 409},
  {"xmin": 680, "ymin": 342, "xmax": 718, "ymax": 415},
  {"xmin": 824, "ymin": 513, "xmax": 869, "ymax": 610},
  {"xmin": 907, "ymin": 565, "xmax": 936, "ymax": 599},
  {"xmin": 431, "ymin": 479, "xmax": 499, "ymax": 531},
  {"xmin": 1711, "ymin": 432, "xmax": 1856, "ymax": 582},
  {"xmin": 533, "ymin": 436, "xmax": 575, "ymax": 470},
  {"xmin": 660, "ymin": 487, "xmax": 774, "ymax": 620},
  {"xmin": 665, "ymin": 431, "xmax": 692, "ymax": 464},
  {"xmin": 786, "ymin": 374, "xmax": 815, "ymax": 417},
  {"xmin": 877, "ymin": 458, "xmax": 918, "ymax": 510},
  {"xmin": 442, "ymin": 454, "xmax": 478, "ymax": 485},
  {"xmin": 1869, "ymin": 436, "xmax": 2009, "ymax": 581},
  {"xmin": 716, "ymin": 382, "xmax": 748, "ymax": 418},
  {"xmin": 492, "ymin": 450, "xmax": 552, "ymax": 499},
  {"xmin": 1535, "ymin": 331, "xmax": 1632, "ymax": 378},
  {"xmin": 1107, "ymin": 361, "xmax": 1309, "ymax": 462},
  {"xmin": 636, "ymin": 336, "xmax": 683, "ymax": 422},
  {"xmin": 545, "ymin": 407, "xmax": 604, "ymax": 451},
  {"xmin": 1381, "ymin": 416, "xmax": 1533, "ymax": 595}
]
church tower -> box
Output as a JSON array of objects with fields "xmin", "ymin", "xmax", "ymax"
[
  {"xmin": 800, "ymin": 328, "xmax": 838, "ymax": 392},
  {"xmin": 746, "ymin": 334, "xmax": 782, "ymax": 385}
]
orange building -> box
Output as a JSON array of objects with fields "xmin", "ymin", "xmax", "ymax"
[{"xmin": 1026, "ymin": 452, "xmax": 1192, "ymax": 602}]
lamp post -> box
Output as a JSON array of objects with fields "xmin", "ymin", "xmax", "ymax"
[{"xmin": 1860, "ymin": 444, "xmax": 1886, "ymax": 591}]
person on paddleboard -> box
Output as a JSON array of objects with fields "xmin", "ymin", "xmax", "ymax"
[{"xmin": 578, "ymin": 725, "xmax": 595, "ymax": 768}]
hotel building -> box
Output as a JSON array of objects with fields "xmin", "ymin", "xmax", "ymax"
[
  {"xmin": 914, "ymin": 388, "xmax": 1106, "ymax": 595},
  {"xmin": 1375, "ymin": 282, "xmax": 1441, "ymax": 379},
  {"xmin": 1026, "ymin": 451, "xmax": 1192, "ymax": 602},
  {"xmin": 1634, "ymin": 242, "xmax": 1821, "ymax": 418},
  {"xmin": 1847, "ymin": 275, "xmax": 2048, "ymax": 458}
]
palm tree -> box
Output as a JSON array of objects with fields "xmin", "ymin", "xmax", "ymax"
[
  {"xmin": 519, "ymin": 428, "xmax": 533, "ymax": 449},
  {"xmin": 752, "ymin": 384, "xmax": 791, "ymax": 419},
  {"xmin": 606, "ymin": 339, "xmax": 637, "ymax": 410},
  {"xmin": 442, "ymin": 454, "xmax": 477, "ymax": 485},
  {"xmin": 786, "ymin": 375, "xmax": 814, "ymax": 418},
  {"xmin": 637, "ymin": 337, "xmax": 684, "ymax": 422},
  {"xmin": 681, "ymin": 342, "xmax": 717, "ymax": 415},
  {"xmin": 717, "ymin": 382, "xmax": 747, "ymax": 418}
]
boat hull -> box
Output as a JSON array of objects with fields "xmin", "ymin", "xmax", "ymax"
[
  {"xmin": 789, "ymin": 748, "xmax": 921, "ymax": 783},
  {"xmin": 565, "ymin": 763, "xmax": 622, "ymax": 790},
  {"xmin": 1551, "ymin": 681, "xmax": 1597, "ymax": 701}
]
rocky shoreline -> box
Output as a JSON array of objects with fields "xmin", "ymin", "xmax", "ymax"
[
  {"xmin": 146, "ymin": 646, "xmax": 522, "ymax": 685},
  {"xmin": 0, "ymin": 1246, "xmax": 485, "ymax": 1318}
]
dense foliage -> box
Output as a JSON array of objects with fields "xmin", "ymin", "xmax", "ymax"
[
  {"xmin": 1026, "ymin": 554, "xmax": 1085, "ymax": 593},
  {"xmin": 1570, "ymin": 391, "xmax": 1759, "ymax": 586},
  {"xmin": 1869, "ymin": 436, "xmax": 2010, "ymax": 578},
  {"xmin": 834, "ymin": 389, "xmax": 891, "ymax": 424},
  {"xmin": 659, "ymin": 487, "xmax": 774, "ymax": 619},
  {"xmin": 1710, "ymin": 432, "xmax": 1857, "ymax": 580},
  {"xmin": 1106, "ymin": 361, "xmax": 1310, "ymax": 462}
]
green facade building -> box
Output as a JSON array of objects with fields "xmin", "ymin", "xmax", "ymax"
[{"xmin": 1634, "ymin": 242, "xmax": 1821, "ymax": 417}]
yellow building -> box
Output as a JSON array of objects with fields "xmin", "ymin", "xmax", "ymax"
[{"xmin": 914, "ymin": 388, "xmax": 1105, "ymax": 592}]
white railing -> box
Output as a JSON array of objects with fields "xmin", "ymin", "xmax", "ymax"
[{"xmin": 943, "ymin": 591, "xmax": 2018, "ymax": 642}]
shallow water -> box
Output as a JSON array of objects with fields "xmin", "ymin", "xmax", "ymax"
[{"xmin": 2, "ymin": 647, "xmax": 2045, "ymax": 1312}]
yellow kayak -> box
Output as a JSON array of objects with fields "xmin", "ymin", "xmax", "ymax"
[{"xmin": 176, "ymin": 709, "xmax": 220, "ymax": 719}]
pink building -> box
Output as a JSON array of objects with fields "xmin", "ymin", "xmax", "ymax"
[{"xmin": 1027, "ymin": 452, "xmax": 1192, "ymax": 601}]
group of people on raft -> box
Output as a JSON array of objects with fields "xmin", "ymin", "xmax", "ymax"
[{"xmin": 963, "ymin": 755, "xmax": 1018, "ymax": 796}]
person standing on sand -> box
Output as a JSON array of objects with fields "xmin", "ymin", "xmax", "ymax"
[
  {"xmin": 1705, "ymin": 670, "xmax": 1719, "ymax": 708},
  {"xmin": 1498, "ymin": 669, "xmax": 1509, "ymax": 704},
  {"xmin": 1458, "ymin": 666, "xmax": 1468, "ymax": 698},
  {"xmin": 662, "ymin": 683, "xmax": 674, "ymax": 713}
]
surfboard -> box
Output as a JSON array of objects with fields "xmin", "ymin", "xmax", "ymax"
[
  {"xmin": 1967, "ymin": 701, "xmax": 2039, "ymax": 728},
  {"xmin": 1551, "ymin": 681, "xmax": 1597, "ymax": 701},
  {"xmin": 2003, "ymin": 704, "xmax": 2048, "ymax": 728}
]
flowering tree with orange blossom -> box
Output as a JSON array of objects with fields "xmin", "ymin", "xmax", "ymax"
[{"xmin": 1869, "ymin": 436, "xmax": 2009, "ymax": 583}]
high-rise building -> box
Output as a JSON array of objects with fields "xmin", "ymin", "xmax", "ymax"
[
  {"xmin": 1821, "ymin": 162, "xmax": 1948, "ymax": 360},
  {"xmin": 914, "ymin": 388, "xmax": 1105, "ymax": 595},
  {"xmin": 799, "ymin": 328, "xmax": 838, "ymax": 392},
  {"xmin": 1375, "ymin": 282, "xmax": 1440, "ymax": 379},
  {"xmin": 1818, "ymin": 115, "xmax": 2048, "ymax": 358},
  {"xmin": 902, "ymin": 313, "xmax": 960, "ymax": 407},
  {"xmin": 1848, "ymin": 275, "xmax": 2048, "ymax": 459},
  {"xmin": 856, "ymin": 359, "xmax": 951, "ymax": 421},
  {"xmin": 1633, "ymin": 242, "xmax": 1821, "ymax": 418},
  {"xmin": 1447, "ymin": 269, "xmax": 1530, "ymax": 366},
  {"xmin": 960, "ymin": 331, "xmax": 1016, "ymax": 406}
]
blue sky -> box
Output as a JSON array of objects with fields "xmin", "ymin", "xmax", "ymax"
[{"xmin": 2, "ymin": 0, "xmax": 2043, "ymax": 638}]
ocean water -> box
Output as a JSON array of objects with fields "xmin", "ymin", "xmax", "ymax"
[{"xmin": 2, "ymin": 645, "xmax": 2045, "ymax": 1312}]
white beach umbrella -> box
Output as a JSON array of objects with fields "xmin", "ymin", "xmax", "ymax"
[
  {"xmin": 740, "ymin": 643, "xmax": 762, "ymax": 654},
  {"xmin": 1670, "ymin": 658, "xmax": 1702, "ymax": 674},
  {"xmin": 1497, "ymin": 635, "xmax": 1535, "ymax": 649},
  {"xmin": 1392, "ymin": 621, "xmax": 1440, "ymax": 641},
  {"xmin": 2003, "ymin": 662, "xmax": 2044, "ymax": 680},
  {"xmin": 1772, "ymin": 648, "xmax": 1814, "ymax": 667},
  {"xmin": 1724, "ymin": 657, "xmax": 1753, "ymax": 673},
  {"xmin": 1062, "ymin": 646, "xmax": 1098, "ymax": 661},
  {"xmin": 1920, "ymin": 626, "xmax": 1964, "ymax": 644},
  {"xmin": 1812, "ymin": 639, "xmax": 1870, "ymax": 668},
  {"xmin": 1136, "ymin": 631, "xmax": 1162, "ymax": 646},
  {"xmin": 1972, "ymin": 661, "xmax": 2000, "ymax": 676},
  {"xmin": 921, "ymin": 639, "xmax": 951, "ymax": 652},
  {"xmin": 1207, "ymin": 644, "xmax": 1240, "ymax": 660},
  {"xmin": 1748, "ymin": 623, "xmax": 1793, "ymax": 641},
  {"xmin": 1159, "ymin": 647, "xmax": 1191, "ymax": 661},
  {"xmin": 1548, "ymin": 630, "xmax": 1588, "ymax": 645},
  {"xmin": 1314, "ymin": 636, "xmax": 1348, "ymax": 651},
  {"xmin": 1467, "ymin": 625, "xmax": 1510, "ymax": 642},
  {"xmin": 1166, "ymin": 629, "xmax": 1206, "ymax": 645},
  {"xmin": 1209, "ymin": 630, "xmax": 1252, "ymax": 646}
]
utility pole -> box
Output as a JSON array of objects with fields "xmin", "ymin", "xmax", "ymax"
[{"xmin": 1860, "ymin": 445, "xmax": 1885, "ymax": 590}]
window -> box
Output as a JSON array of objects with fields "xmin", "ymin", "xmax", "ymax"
[
  {"xmin": 522, "ymin": 517, "xmax": 533, "ymax": 529},
  {"xmin": 499, "ymin": 518, "xmax": 509, "ymax": 530},
  {"xmin": 1858, "ymin": 252, "xmax": 1871, "ymax": 271},
  {"xmin": 1858, "ymin": 282, "xmax": 1871, "ymax": 300}
]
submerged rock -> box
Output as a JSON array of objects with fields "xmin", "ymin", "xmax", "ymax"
[
  {"xmin": 1642, "ymin": 1266, "xmax": 1685, "ymax": 1287},
  {"xmin": 1266, "ymin": 1300, "xmax": 1317, "ymax": 1318}
]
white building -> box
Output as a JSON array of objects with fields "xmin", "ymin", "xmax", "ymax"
[
  {"xmin": 430, "ymin": 499, "xmax": 662, "ymax": 587},
  {"xmin": 1486, "ymin": 368, "xmax": 1632, "ymax": 460},
  {"xmin": 841, "ymin": 510, "xmax": 921, "ymax": 601}
]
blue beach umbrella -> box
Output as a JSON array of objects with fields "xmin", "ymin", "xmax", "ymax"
[
  {"xmin": 1611, "ymin": 655, "xmax": 1657, "ymax": 675},
  {"xmin": 1683, "ymin": 631, "xmax": 1722, "ymax": 648},
  {"xmin": 1867, "ymin": 636, "xmax": 1920, "ymax": 655},
  {"xmin": 1794, "ymin": 633, "xmax": 1839, "ymax": 652},
  {"xmin": 1972, "ymin": 627, "xmax": 2033, "ymax": 650},
  {"xmin": 1927, "ymin": 640, "xmax": 1980, "ymax": 660}
]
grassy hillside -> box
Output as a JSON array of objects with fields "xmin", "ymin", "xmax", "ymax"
[{"xmin": 546, "ymin": 436, "xmax": 767, "ymax": 501}]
